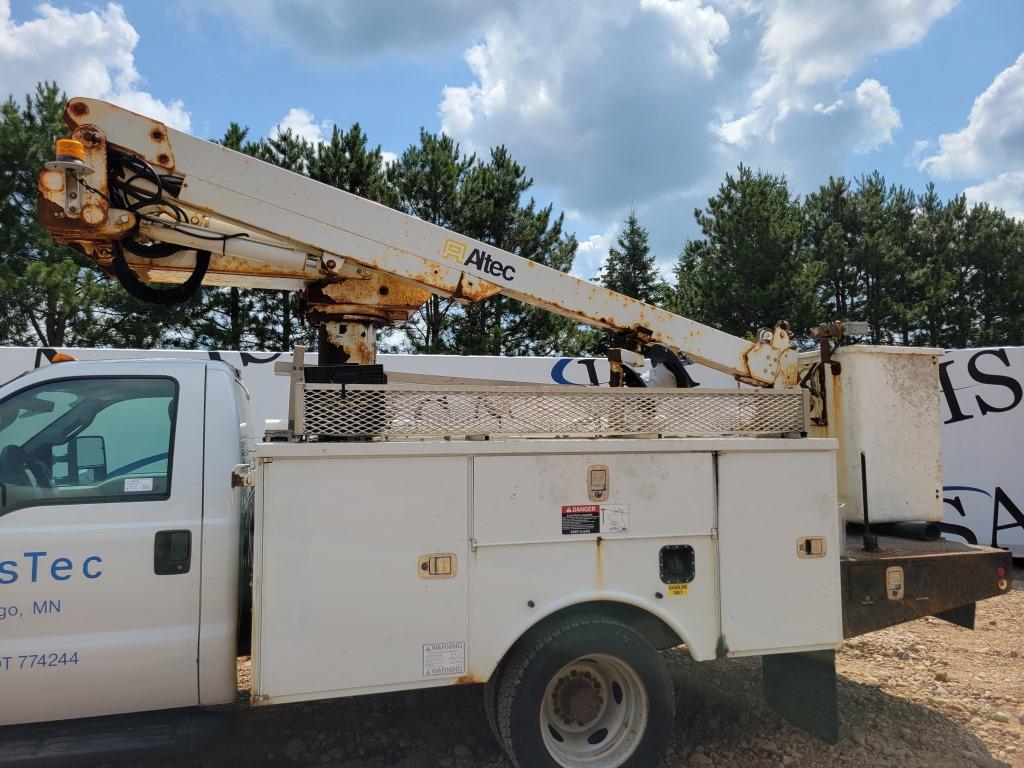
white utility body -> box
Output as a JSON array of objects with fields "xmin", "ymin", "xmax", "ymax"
[
  {"xmin": 0, "ymin": 98, "xmax": 1011, "ymax": 768},
  {"xmin": 252, "ymin": 437, "xmax": 841, "ymax": 703}
]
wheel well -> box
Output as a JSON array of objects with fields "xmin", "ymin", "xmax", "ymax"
[{"xmin": 493, "ymin": 601, "xmax": 684, "ymax": 682}]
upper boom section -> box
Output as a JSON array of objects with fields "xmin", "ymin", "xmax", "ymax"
[{"xmin": 38, "ymin": 97, "xmax": 797, "ymax": 387}]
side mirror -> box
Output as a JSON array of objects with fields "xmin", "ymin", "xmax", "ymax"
[
  {"xmin": 53, "ymin": 435, "xmax": 107, "ymax": 485},
  {"xmin": 75, "ymin": 436, "xmax": 107, "ymax": 478}
]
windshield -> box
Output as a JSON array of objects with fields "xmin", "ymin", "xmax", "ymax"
[{"xmin": 0, "ymin": 389, "xmax": 78, "ymax": 446}]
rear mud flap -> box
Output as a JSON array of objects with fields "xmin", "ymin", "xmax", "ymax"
[{"xmin": 762, "ymin": 649, "xmax": 838, "ymax": 743}]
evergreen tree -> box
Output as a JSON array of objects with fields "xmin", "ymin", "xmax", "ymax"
[
  {"xmin": 675, "ymin": 165, "xmax": 820, "ymax": 340},
  {"xmin": 599, "ymin": 211, "xmax": 664, "ymax": 304},
  {"xmin": 307, "ymin": 123, "xmax": 393, "ymax": 203},
  {"xmin": 911, "ymin": 184, "xmax": 956, "ymax": 346},
  {"xmin": 804, "ymin": 172, "xmax": 916, "ymax": 344}
]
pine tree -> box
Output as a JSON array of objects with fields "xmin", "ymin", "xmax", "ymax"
[
  {"xmin": 307, "ymin": 123, "xmax": 392, "ymax": 203},
  {"xmin": 599, "ymin": 211, "xmax": 664, "ymax": 304},
  {"xmin": 675, "ymin": 165, "xmax": 821, "ymax": 340}
]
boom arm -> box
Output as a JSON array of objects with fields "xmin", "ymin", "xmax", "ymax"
[{"xmin": 38, "ymin": 98, "xmax": 797, "ymax": 387}]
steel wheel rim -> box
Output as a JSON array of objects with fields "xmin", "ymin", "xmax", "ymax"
[{"xmin": 540, "ymin": 654, "xmax": 649, "ymax": 767}]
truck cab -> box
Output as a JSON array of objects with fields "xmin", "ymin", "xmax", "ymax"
[{"xmin": 0, "ymin": 359, "xmax": 246, "ymax": 725}]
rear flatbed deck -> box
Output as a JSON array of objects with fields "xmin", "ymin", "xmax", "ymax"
[{"xmin": 841, "ymin": 533, "xmax": 1012, "ymax": 638}]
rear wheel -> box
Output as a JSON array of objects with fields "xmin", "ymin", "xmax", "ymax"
[
  {"xmin": 495, "ymin": 615, "xmax": 674, "ymax": 767},
  {"xmin": 484, "ymin": 655, "xmax": 507, "ymax": 749}
]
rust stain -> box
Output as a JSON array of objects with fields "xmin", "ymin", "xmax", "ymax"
[
  {"xmin": 453, "ymin": 674, "xmax": 479, "ymax": 685},
  {"xmin": 595, "ymin": 536, "xmax": 603, "ymax": 591},
  {"xmin": 68, "ymin": 100, "xmax": 89, "ymax": 118},
  {"xmin": 39, "ymin": 170, "xmax": 65, "ymax": 194},
  {"xmin": 81, "ymin": 203, "xmax": 106, "ymax": 226}
]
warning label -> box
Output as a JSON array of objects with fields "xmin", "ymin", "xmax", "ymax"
[
  {"xmin": 422, "ymin": 641, "xmax": 466, "ymax": 677},
  {"xmin": 561, "ymin": 504, "xmax": 630, "ymax": 535},
  {"xmin": 667, "ymin": 583, "xmax": 689, "ymax": 597},
  {"xmin": 562, "ymin": 504, "xmax": 600, "ymax": 534},
  {"xmin": 601, "ymin": 504, "xmax": 629, "ymax": 533}
]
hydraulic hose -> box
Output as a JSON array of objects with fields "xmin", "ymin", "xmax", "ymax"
[{"xmin": 111, "ymin": 242, "xmax": 211, "ymax": 306}]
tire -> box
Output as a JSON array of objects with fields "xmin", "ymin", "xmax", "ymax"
[
  {"xmin": 484, "ymin": 654, "xmax": 508, "ymax": 752},
  {"xmin": 495, "ymin": 614, "xmax": 674, "ymax": 768}
]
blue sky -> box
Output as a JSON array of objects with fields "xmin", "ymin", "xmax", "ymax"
[{"xmin": 3, "ymin": 0, "xmax": 1023, "ymax": 278}]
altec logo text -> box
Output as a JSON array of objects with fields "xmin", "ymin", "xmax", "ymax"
[{"xmin": 465, "ymin": 248, "xmax": 516, "ymax": 281}]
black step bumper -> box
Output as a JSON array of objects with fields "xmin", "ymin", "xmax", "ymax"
[{"xmin": 841, "ymin": 533, "xmax": 1013, "ymax": 638}]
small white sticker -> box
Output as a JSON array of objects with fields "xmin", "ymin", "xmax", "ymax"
[
  {"xmin": 124, "ymin": 477, "xmax": 154, "ymax": 492},
  {"xmin": 601, "ymin": 504, "xmax": 629, "ymax": 533},
  {"xmin": 423, "ymin": 641, "xmax": 466, "ymax": 677}
]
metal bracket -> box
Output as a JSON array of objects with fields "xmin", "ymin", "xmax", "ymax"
[{"xmin": 231, "ymin": 463, "xmax": 256, "ymax": 488}]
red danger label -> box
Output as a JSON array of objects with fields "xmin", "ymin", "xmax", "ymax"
[
  {"xmin": 561, "ymin": 504, "xmax": 600, "ymax": 535},
  {"xmin": 562, "ymin": 504, "xmax": 599, "ymax": 514}
]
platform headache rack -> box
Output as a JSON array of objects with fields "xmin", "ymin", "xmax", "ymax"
[{"xmin": 278, "ymin": 348, "xmax": 809, "ymax": 441}]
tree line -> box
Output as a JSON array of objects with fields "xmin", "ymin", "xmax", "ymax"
[{"xmin": 2, "ymin": 83, "xmax": 1022, "ymax": 356}]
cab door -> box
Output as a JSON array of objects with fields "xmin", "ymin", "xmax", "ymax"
[{"xmin": 0, "ymin": 367, "xmax": 206, "ymax": 725}]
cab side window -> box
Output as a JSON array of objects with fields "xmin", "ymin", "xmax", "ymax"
[{"xmin": 0, "ymin": 377, "xmax": 177, "ymax": 514}]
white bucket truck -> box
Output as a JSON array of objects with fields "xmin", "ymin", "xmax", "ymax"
[{"xmin": 0, "ymin": 99, "xmax": 1012, "ymax": 767}]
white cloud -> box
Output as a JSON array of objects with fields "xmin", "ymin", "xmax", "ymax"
[
  {"xmin": 180, "ymin": 0, "xmax": 953, "ymax": 254},
  {"xmin": 184, "ymin": 0, "xmax": 508, "ymax": 60},
  {"xmin": 758, "ymin": 0, "xmax": 956, "ymax": 86},
  {"xmin": 381, "ymin": 151, "xmax": 398, "ymax": 166},
  {"xmin": 272, "ymin": 107, "xmax": 331, "ymax": 143},
  {"xmin": 906, "ymin": 138, "xmax": 930, "ymax": 168},
  {"xmin": 440, "ymin": 2, "xmax": 731, "ymax": 218},
  {"xmin": 963, "ymin": 172, "xmax": 1024, "ymax": 220},
  {"xmin": 574, "ymin": 224, "xmax": 620, "ymax": 280},
  {"xmin": 0, "ymin": 1, "xmax": 190, "ymax": 130},
  {"xmin": 919, "ymin": 53, "xmax": 1024, "ymax": 179},
  {"xmin": 715, "ymin": 0, "xmax": 951, "ymax": 164}
]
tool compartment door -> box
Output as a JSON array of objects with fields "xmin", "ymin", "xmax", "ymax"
[
  {"xmin": 717, "ymin": 449, "xmax": 843, "ymax": 655},
  {"xmin": 253, "ymin": 454, "xmax": 469, "ymax": 702}
]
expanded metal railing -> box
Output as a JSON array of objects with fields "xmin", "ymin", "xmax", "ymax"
[{"xmin": 294, "ymin": 383, "xmax": 809, "ymax": 440}]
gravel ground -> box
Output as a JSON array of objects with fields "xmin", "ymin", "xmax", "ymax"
[{"xmin": 120, "ymin": 567, "xmax": 1023, "ymax": 768}]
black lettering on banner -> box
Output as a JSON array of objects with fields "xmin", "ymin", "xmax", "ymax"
[
  {"xmin": 968, "ymin": 349, "xmax": 1023, "ymax": 416},
  {"xmin": 991, "ymin": 487, "xmax": 1024, "ymax": 548},
  {"xmin": 577, "ymin": 359, "xmax": 601, "ymax": 386},
  {"xmin": 940, "ymin": 349, "xmax": 1023, "ymax": 424},
  {"xmin": 938, "ymin": 359, "xmax": 972, "ymax": 424},
  {"xmin": 943, "ymin": 485, "xmax": 1024, "ymax": 548}
]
